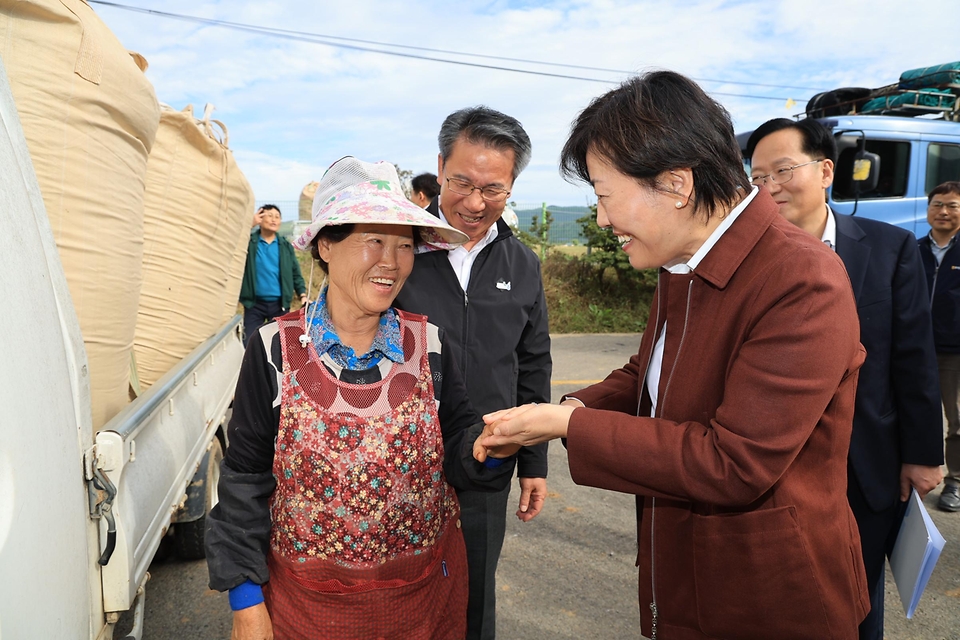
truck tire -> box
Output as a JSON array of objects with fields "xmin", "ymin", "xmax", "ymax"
[{"xmin": 175, "ymin": 437, "xmax": 223, "ymax": 560}]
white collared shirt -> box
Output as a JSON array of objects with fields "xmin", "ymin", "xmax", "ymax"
[
  {"xmin": 438, "ymin": 198, "xmax": 500, "ymax": 291},
  {"xmin": 645, "ymin": 187, "xmax": 758, "ymax": 416},
  {"xmin": 928, "ymin": 230, "xmax": 957, "ymax": 266},
  {"xmin": 820, "ymin": 207, "xmax": 837, "ymax": 252}
]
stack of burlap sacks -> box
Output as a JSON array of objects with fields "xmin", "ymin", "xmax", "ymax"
[
  {"xmin": 0, "ymin": 0, "xmax": 255, "ymax": 430},
  {"xmin": 299, "ymin": 181, "xmax": 320, "ymax": 221}
]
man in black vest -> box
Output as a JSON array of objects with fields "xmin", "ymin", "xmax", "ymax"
[{"xmin": 748, "ymin": 118, "xmax": 943, "ymax": 640}]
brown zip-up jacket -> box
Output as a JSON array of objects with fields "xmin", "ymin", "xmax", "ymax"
[{"xmin": 566, "ymin": 190, "xmax": 870, "ymax": 639}]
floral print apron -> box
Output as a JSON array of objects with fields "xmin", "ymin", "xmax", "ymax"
[{"xmin": 264, "ymin": 309, "xmax": 467, "ymax": 640}]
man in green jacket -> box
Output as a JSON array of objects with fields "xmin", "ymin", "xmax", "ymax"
[{"xmin": 239, "ymin": 204, "xmax": 306, "ymax": 345}]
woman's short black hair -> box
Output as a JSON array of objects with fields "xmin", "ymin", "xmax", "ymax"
[
  {"xmin": 308, "ymin": 224, "xmax": 422, "ymax": 273},
  {"xmin": 560, "ymin": 71, "xmax": 750, "ymax": 218}
]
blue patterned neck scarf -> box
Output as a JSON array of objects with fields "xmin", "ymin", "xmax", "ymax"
[{"xmin": 307, "ymin": 288, "xmax": 404, "ymax": 370}]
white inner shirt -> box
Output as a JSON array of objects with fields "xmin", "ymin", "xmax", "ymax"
[
  {"xmin": 820, "ymin": 206, "xmax": 837, "ymax": 251},
  {"xmin": 645, "ymin": 187, "xmax": 758, "ymax": 416},
  {"xmin": 438, "ymin": 198, "xmax": 500, "ymax": 291}
]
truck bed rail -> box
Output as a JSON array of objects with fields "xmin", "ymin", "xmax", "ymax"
[{"xmin": 92, "ymin": 315, "xmax": 244, "ymax": 613}]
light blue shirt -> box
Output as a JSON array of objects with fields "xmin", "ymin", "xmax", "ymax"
[
  {"xmin": 307, "ymin": 288, "xmax": 404, "ymax": 370},
  {"xmin": 928, "ymin": 231, "xmax": 956, "ymax": 266},
  {"xmin": 254, "ymin": 235, "xmax": 281, "ymax": 299}
]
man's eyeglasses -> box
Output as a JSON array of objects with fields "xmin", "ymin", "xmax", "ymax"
[
  {"xmin": 929, "ymin": 201, "xmax": 960, "ymax": 212},
  {"xmin": 750, "ymin": 159, "xmax": 823, "ymax": 187},
  {"xmin": 445, "ymin": 177, "xmax": 510, "ymax": 202}
]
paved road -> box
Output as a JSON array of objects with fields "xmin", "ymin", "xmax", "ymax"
[{"xmin": 118, "ymin": 333, "xmax": 960, "ymax": 639}]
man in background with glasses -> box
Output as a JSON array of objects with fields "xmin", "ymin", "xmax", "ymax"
[
  {"xmin": 394, "ymin": 106, "xmax": 551, "ymax": 640},
  {"xmin": 747, "ymin": 118, "xmax": 943, "ymax": 640},
  {"xmin": 919, "ymin": 182, "xmax": 960, "ymax": 512}
]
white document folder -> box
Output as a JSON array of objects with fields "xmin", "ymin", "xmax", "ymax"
[{"xmin": 889, "ymin": 488, "xmax": 946, "ymax": 618}]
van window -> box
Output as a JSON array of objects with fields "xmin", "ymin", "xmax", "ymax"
[
  {"xmin": 926, "ymin": 143, "xmax": 960, "ymax": 193},
  {"xmin": 833, "ymin": 140, "xmax": 910, "ymax": 200}
]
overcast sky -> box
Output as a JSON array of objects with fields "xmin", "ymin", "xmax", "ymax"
[{"xmin": 90, "ymin": 0, "xmax": 957, "ymax": 216}]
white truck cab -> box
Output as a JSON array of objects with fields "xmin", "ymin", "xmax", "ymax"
[{"xmin": 0, "ymin": 56, "xmax": 244, "ymax": 640}]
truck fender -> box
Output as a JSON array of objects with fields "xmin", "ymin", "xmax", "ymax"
[{"xmin": 171, "ymin": 434, "xmax": 223, "ymax": 560}]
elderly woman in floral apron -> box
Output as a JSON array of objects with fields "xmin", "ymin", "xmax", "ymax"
[{"xmin": 206, "ymin": 158, "xmax": 518, "ymax": 640}]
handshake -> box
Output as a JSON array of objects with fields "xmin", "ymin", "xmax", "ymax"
[{"xmin": 471, "ymin": 401, "xmax": 579, "ymax": 464}]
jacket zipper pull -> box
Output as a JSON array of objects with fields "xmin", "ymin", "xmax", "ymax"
[
  {"xmin": 649, "ymin": 602, "xmax": 658, "ymax": 640},
  {"xmin": 932, "ymin": 264, "xmax": 941, "ymax": 310}
]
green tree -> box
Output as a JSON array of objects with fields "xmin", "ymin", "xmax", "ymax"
[
  {"xmin": 394, "ymin": 164, "xmax": 414, "ymax": 198},
  {"xmin": 514, "ymin": 208, "xmax": 553, "ymax": 258},
  {"xmin": 393, "ymin": 164, "xmax": 413, "ymax": 182},
  {"xmin": 576, "ymin": 206, "xmax": 657, "ymax": 289}
]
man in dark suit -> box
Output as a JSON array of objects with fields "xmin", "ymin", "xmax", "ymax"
[
  {"xmin": 409, "ymin": 172, "xmax": 440, "ymax": 208},
  {"xmin": 747, "ymin": 118, "xmax": 944, "ymax": 640}
]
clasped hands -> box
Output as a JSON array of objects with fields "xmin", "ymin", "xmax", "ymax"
[{"xmin": 472, "ymin": 401, "xmax": 577, "ymax": 464}]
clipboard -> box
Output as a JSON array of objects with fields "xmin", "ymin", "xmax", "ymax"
[{"xmin": 888, "ymin": 488, "xmax": 946, "ymax": 619}]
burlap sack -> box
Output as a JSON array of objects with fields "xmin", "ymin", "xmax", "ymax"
[
  {"xmin": 0, "ymin": 0, "xmax": 159, "ymax": 429},
  {"xmin": 222, "ymin": 214, "xmax": 251, "ymax": 324},
  {"xmin": 299, "ymin": 181, "xmax": 319, "ymax": 221},
  {"xmin": 135, "ymin": 104, "xmax": 253, "ymax": 388}
]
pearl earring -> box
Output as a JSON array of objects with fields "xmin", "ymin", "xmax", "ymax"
[{"xmin": 676, "ymin": 201, "xmax": 683, "ymax": 208}]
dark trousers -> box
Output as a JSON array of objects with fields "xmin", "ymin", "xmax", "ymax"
[
  {"xmin": 938, "ymin": 353, "xmax": 960, "ymax": 486},
  {"xmin": 457, "ymin": 484, "xmax": 511, "ymax": 640},
  {"xmin": 243, "ymin": 298, "xmax": 284, "ymax": 346},
  {"xmin": 848, "ymin": 469, "xmax": 907, "ymax": 640}
]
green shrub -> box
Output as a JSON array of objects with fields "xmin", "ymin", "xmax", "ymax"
[
  {"xmin": 519, "ymin": 205, "xmax": 657, "ymax": 333},
  {"xmin": 541, "ymin": 251, "xmax": 655, "ymax": 333}
]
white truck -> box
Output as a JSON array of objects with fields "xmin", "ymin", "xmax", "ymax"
[{"xmin": 0, "ymin": 60, "xmax": 244, "ymax": 639}]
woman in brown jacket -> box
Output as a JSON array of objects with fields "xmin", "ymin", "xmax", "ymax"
[{"xmin": 474, "ymin": 71, "xmax": 870, "ymax": 639}]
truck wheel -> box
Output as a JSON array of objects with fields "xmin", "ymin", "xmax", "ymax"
[{"xmin": 175, "ymin": 437, "xmax": 222, "ymax": 560}]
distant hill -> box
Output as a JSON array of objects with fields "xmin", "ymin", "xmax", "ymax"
[
  {"xmin": 513, "ymin": 204, "xmax": 593, "ymax": 244},
  {"xmin": 258, "ymin": 200, "xmax": 595, "ymax": 245}
]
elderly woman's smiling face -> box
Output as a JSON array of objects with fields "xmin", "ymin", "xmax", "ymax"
[{"xmin": 318, "ymin": 223, "xmax": 415, "ymax": 321}]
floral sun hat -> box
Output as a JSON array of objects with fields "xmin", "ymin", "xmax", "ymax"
[{"xmin": 293, "ymin": 157, "xmax": 468, "ymax": 251}]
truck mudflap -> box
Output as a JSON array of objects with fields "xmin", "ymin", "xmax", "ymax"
[
  {"xmin": 88, "ymin": 316, "xmax": 244, "ymax": 614},
  {"xmin": 172, "ymin": 435, "xmax": 224, "ymax": 560}
]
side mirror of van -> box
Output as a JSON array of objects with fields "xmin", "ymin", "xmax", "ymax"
[{"xmin": 851, "ymin": 150, "xmax": 880, "ymax": 194}]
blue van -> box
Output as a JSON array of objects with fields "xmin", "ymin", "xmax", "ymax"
[
  {"xmin": 738, "ymin": 62, "xmax": 960, "ymax": 238},
  {"xmin": 822, "ymin": 115, "xmax": 960, "ymax": 237}
]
